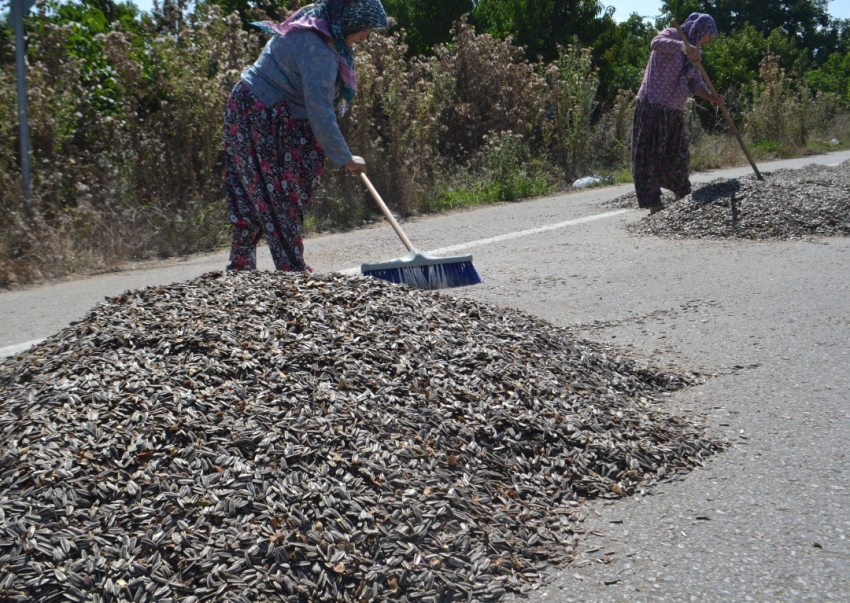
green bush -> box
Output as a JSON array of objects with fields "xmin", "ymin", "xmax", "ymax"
[
  {"xmin": 743, "ymin": 54, "xmax": 847, "ymax": 153},
  {"xmin": 807, "ymin": 52, "xmax": 850, "ymax": 103}
]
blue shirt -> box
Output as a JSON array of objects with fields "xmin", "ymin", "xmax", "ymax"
[{"xmin": 241, "ymin": 30, "xmax": 353, "ymax": 167}]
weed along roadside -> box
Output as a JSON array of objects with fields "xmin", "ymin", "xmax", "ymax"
[{"xmin": 3, "ymin": 2, "xmax": 849, "ymax": 287}]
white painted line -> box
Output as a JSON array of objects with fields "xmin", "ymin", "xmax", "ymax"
[
  {"xmin": 1, "ymin": 338, "xmax": 45, "ymax": 358},
  {"xmin": 338, "ymin": 209, "xmax": 629, "ymax": 274},
  {"xmin": 827, "ymin": 163, "xmax": 839, "ymax": 166},
  {"xmin": 428, "ymin": 209, "xmax": 630, "ymax": 255}
]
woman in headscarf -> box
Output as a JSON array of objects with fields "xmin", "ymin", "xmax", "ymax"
[
  {"xmin": 631, "ymin": 13, "xmax": 724, "ymax": 215},
  {"xmin": 223, "ymin": 0, "xmax": 388, "ymax": 272}
]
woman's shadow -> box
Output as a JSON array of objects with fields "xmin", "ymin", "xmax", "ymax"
[{"xmin": 690, "ymin": 178, "xmax": 742, "ymax": 229}]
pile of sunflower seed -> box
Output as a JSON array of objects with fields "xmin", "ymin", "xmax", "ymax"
[
  {"xmin": 609, "ymin": 161, "xmax": 850, "ymax": 240},
  {"xmin": 0, "ymin": 272, "xmax": 722, "ymax": 603}
]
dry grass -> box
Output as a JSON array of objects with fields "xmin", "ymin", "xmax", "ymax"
[{"xmin": 2, "ymin": 12, "xmax": 848, "ymax": 286}]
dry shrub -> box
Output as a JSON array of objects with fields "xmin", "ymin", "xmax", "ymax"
[
  {"xmin": 745, "ymin": 55, "xmax": 812, "ymax": 150},
  {"xmin": 313, "ymin": 17, "xmax": 548, "ymax": 218},
  {"xmin": 433, "ymin": 16, "xmax": 543, "ymax": 163},
  {"xmin": 808, "ymin": 90, "xmax": 848, "ymax": 143},
  {"xmin": 321, "ymin": 29, "xmax": 445, "ymax": 219},
  {"xmin": 590, "ymin": 89, "xmax": 635, "ymax": 169},
  {"xmin": 542, "ymin": 45, "xmax": 599, "ymax": 178},
  {"xmin": 0, "ymin": 1, "xmax": 256, "ymax": 285},
  {"xmin": 740, "ymin": 54, "xmax": 850, "ymax": 157}
]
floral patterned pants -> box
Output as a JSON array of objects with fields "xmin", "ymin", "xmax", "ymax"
[
  {"xmin": 631, "ymin": 100, "xmax": 691, "ymax": 209},
  {"xmin": 223, "ymin": 82, "xmax": 325, "ymax": 272}
]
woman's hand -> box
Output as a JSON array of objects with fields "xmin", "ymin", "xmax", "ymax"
[
  {"xmin": 695, "ymin": 84, "xmax": 724, "ymax": 106},
  {"xmin": 686, "ymin": 45, "xmax": 702, "ymax": 63},
  {"xmin": 345, "ymin": 156, "xmax": 367, "ymax": 174}
]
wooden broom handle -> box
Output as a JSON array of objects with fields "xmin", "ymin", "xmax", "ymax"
[
  {"xmin": 671, "ymin": 19, "xmax": 763, "ymax": 180},
  {"xmin": 359, "ymin": 172, "xmax": 415, "ymax": 252}
]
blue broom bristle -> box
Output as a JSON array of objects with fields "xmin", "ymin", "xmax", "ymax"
[{"xmin": 363, "ymin": 261, "xmax": 481, "ymax": 289}]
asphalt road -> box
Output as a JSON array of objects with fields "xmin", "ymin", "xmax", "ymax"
[{"xmin": 2, "ymin": 151, "xmax": 849, "ymax": 602}]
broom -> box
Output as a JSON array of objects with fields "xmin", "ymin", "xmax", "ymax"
[{"xmin": 357, "ymin": 172, "xmax": 482, "ymax": 289}]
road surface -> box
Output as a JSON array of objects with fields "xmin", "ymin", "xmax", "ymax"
[{"xmin": 2, "ymin": 151, "xmax": 849, "ymax": 602}]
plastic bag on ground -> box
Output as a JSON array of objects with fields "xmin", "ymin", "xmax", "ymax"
[{"xmin": 572, "ymin": 175, "xmax": 611, "ymax": 189}]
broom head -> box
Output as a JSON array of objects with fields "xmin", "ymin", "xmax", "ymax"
[{"xmin": 361, "ymin": 250, "xmax": 481, "ymax": 290}]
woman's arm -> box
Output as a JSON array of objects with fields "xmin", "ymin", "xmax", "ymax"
[
  {"xmin": 651, "ymin": 29, "xmax": 702, "ymax": 62},
  {"xmin": 294, "ymin": 41, "xmax": 355, "ymax": 168},
  {"xmin": 694, "ymin": 82, "xmax": 724, "ymax": 105},
  {"xmin": 650, "ymin": 30, "xmax": 686, "ymax": 53},
  {"xmin": 687, "ymin": 65, "xmax": 723, "ymax": 104}
]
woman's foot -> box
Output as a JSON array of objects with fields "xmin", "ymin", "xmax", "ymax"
[
  {"xmin": 226, "ymin": 261, "xmax": 255, "ymax": 271},
  {"xmin": 649, "ymin": 204, "xmax": 664, "ymax": 215}
]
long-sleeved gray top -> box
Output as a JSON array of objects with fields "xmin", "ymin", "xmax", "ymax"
[{"xmin": 241, "ymin": 30, "xmax": 353, "ymax": 167}]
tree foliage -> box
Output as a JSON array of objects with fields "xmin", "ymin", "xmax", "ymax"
[
  {"xmin": 381, "ymin": 0, "xmax": 472, "ymax": 56},
  {"xmin": 702, "ymin": 25, "xmax": 808, "ymax": 93},
  {"xmin": 594, "ymin": 13, "xmax": 655, "ymax": 101},
  {"xmin": 660, "ymin": 0, "xmax": 841, "ymax": 62},
  {"xmin": 807, "ymin": 52, "xmax": 850, "ymax": 101},
  {"xmin": 471, "ymin": 0, "xmax": 614, "ymax": 63}
]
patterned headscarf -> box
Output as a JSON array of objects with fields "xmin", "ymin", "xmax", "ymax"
[
  {"xmin": 678, "ymin": 13, "xmax": 718, "ymax": 79},
  {"xmin": 253, "ymin": 0, "xmax": 388, "ymax": 116}
]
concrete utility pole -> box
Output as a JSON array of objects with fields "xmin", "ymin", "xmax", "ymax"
[{"xmin": 11, "ymin": 0, "xmax": 36, "ymax": 220}]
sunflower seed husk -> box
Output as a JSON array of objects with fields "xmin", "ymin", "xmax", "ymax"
[
  {"xmin": 607, "ymin": 160, "xmax": 850, "ymax": 240},
  {"xmin": 0, "ymin": 271, "xmax": 724, "ymax": 601}
]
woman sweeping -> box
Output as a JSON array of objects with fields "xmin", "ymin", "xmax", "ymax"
[
  {"xmin": 223, "ymin": 0, "xmax": 388, "ymax": 272},
  {"xmin": 632, "ymin": 13, "xmax": 724, "ymax": 215}
]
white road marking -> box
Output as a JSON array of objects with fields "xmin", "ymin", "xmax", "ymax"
[
  {"xmin": 827, "ymin": 163, "xmax": 839, "ymax": 166},
  {"xmin": 338, "ymin": 209, "xmax": 629, "ymax": 275},
  {"xmin": 1, "ymin": 339, "xmax": 45, "ymax": 358}
]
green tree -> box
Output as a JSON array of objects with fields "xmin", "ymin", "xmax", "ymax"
[
  {"xmin": 835, "ymin": 19, "xmax": 850, "ymax": 54},
  {"xmin": 703, "ymin": 24, "xmax": 808, "ymax": 93},
  {"xmin": 596, "ymin": 13, "xmax": 654, "ymax": 98},
  {"xmin": 471, "ymin": 0, "xmax": 615, "ymax": 63},
  {"xmin": 807, "ymin": 52, "xmax": 850, "ymax": 102},
  {"xmin": 381, "ymin": 0, "xmax": 473, "ymax": 56},
  {"xmin": 660, "ymin": 0, "xmax": 837, "ymax": 61}
]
